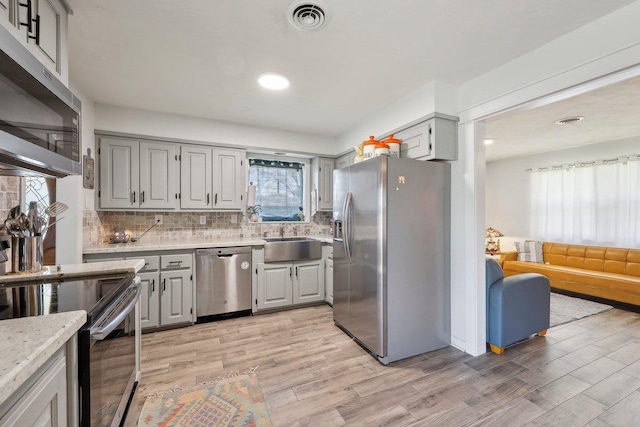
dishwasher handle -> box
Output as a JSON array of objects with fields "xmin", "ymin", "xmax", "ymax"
[{"xmin": 196, "ymin": 247, "xmax": 252, "ymax": 257}]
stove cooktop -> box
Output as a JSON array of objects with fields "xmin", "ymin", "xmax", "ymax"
[{"xmin": 0, "ymin": 272, "xmax": 135, "ymax": 323}]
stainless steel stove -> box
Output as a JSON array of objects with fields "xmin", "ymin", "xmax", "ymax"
[{"xmin": 0, "ymin": 272, "xmax": 141, "ymax": 427}]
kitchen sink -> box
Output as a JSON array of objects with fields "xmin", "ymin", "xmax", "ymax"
[{"xmin": 263, "ymin": 237, "xmax": 322, "ymax": 262}]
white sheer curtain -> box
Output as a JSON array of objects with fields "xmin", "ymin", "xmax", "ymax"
[{"xmin": 530, "ymin": 158, "xmax": 640, "ymax": 247}]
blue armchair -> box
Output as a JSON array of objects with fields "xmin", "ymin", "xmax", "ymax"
[{"xmin": 486, "ymin": 257, "xmax": 550, "ymax": 354}]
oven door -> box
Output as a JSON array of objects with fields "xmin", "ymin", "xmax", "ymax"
[{"xmin": 79, "ymin": 277, "xmax": 140, "ymax": 427}]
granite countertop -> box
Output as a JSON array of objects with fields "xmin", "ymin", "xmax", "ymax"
[
  {"xmin": 83, "ymin": 235, "xmax": 332, "ymax": 254},
  {"xmin": 0, "ymin": 259, "xmax": 145, "ymax": 285},
  {"xmin": 0, "ymin": 311, "xmax": 86, "ymax": 406}
]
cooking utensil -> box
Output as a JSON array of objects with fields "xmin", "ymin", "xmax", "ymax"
[
  {"xmin": 5, "ymin": 219, "xmax": 24, "ymax": 238},
  {"xmin": 8, "ymin": 205, "xmax": 20, "ymax": 220},
  {"xmin": 130, "ymin": 219, "xmax": 161, "ymax": 242},
  {"xmin": 45, "ymin": 202, "xmax": 68, "ymax": 217},
  {"xmin": 35, "ymin": 215, "xmax": 47, "ymax": 234},
  {"xmin": 42, "ymin": 216, "xmax": 65, "ymax": 233},
  {"xmin": 18, "ymin": 213, "xmax": 30, "ymax": 235}
]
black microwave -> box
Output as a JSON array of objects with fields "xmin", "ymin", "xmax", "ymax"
[{"xmin": 0, "ymin": 24, "xmax": 81, "ymax": 177}]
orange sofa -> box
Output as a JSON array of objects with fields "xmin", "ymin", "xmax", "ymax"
[{"xmin": 501, "ymin": 242, "xmax": 640, "ymax": 306}]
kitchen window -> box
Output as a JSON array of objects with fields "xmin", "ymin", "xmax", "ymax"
[{"xmin": 248, "ymin": 157, "xmax": 307, "ymax": 222}]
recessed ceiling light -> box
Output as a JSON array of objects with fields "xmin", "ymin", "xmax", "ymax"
[
  {"xmin": 258, "ymin": 73, "xmax": 290, "ymax": 90},
  {"xmin": 484, "ymin": 139, "xmax": 494, "ymax": 145},
  {"xmin": 555, "ymin": 116, "xmax": 584, "ymax": 125}
]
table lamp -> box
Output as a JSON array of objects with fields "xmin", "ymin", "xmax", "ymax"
[{"xmin": 485, "ymin": 227, "xmax": 504, "ymax": 254}]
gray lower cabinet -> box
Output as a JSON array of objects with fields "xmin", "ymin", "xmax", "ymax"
[
  {"xmin": 322, "ymin": 244, "xmax": 333, "ymax": 305},
  {"xmin": 256, "ymin": 262, "xmax": 293, "ymax": 310},
  {"xmin": 325, "ymin": 258, "xmax": 333, "ymax": 305},
  {"xmin": 293, "ymin": 260, "xmax": 324, "ymax": 304},
  {"xmin": 138, "ymin": 270, "xmax": 160, "ymax": 329},
  {"xmin": 84, "ymin": 252, "xmax": 193, "ymax": 330},
  {"xmin": 255, "ymin": 259, "xmax": 324, "ymax": 311},
  {"xmin": 0, "ymin": 341, "xmax": 74, "ymax": 426},
  {"xmin": 160, "ymin": 269, "xmax": 192, "ymax": 326}
]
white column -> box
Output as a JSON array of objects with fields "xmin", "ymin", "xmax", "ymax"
[{"xmin": 450, "ymin": 120, "xmax": 486, "ymax": 356}]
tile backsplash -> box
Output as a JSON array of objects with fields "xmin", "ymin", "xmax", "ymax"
[
  {"xmin": 0, "ymin": 176, "xmax": 21, "ymax": 220},
  {"xmin": 83, "ymin": 210, "xmax": 332, "ymax": 246}
]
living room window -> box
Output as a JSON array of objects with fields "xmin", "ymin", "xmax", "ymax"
[
  {"xmin": 529, "ymin": 156, "xmax": 640, "ymax": 247},
  {"xmin": 248, "ymin": 157, "xmax": 307, "ymax": 222}
]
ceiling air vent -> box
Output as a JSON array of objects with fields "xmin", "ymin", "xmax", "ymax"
[
  {"xmin": 287, "ymin": 0, "xmax": 331, "ymax": 31},
  {"xmin": 555, "ymin": 116, "xmax": 584, "ymax": 125}
]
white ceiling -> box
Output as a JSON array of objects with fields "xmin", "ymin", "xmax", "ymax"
[
  {"xmin": 66, "ymin": 0, "xmax": 636, "ymax": 138},
  {"xmin": 485, "ymin": 75, "xmax": 640, "ymax": 162}
]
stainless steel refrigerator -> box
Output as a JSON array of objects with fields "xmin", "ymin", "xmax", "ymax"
[{"xmin": 333, "ymin": 155, "xmax": 450, "ymax": 365}]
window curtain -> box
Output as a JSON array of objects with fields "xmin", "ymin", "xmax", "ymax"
[
  {"xmin": 248, "ymin": 159, "xmax": 304, "ymax": 219},
  {"xmin": 529, "ymin": 158, "xmax": 640, "ymax": 247}
]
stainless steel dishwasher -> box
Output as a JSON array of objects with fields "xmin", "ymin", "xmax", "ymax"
[{"xmin": 196, "ymin": 247, "xmax": 252, "ymax": 320}]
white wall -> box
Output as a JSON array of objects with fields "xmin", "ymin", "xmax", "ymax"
[
  {"xmin": 336, "ymin": 81, "xmax": 458, "ymax": 154},
  {"xmin": 486, "ymin": 135, "xmax": 640, "ymax": 251},
  {"xmin": 95, "ymin": 104, "xmax": 336, "ymax": 157},
  {"xmin": 56, "ymin": 82, "xmax": 95, "ymax": 264}
]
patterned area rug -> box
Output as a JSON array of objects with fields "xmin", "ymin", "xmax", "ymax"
[
  {"xmin": 138, "ymin": 370, "xmax": 273, "ymax": 427},
  {"xmin": 550, "ymin": 292, "xmax": 613, "ymax": 328}
]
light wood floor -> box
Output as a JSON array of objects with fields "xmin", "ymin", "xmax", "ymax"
[{"xmin": 126, "ymin": 304, "xmax": 640, "ymax": 426}]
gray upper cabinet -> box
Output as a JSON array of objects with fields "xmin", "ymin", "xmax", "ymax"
[
  {"xmin": 212, "ymin": 148, "xmax": 245, "ymax": 210},
  {"xmin": 10, "ymin": 0, "xmax": 69, "ymax": 84},
  {"xmin": 139, "ymin": 141, "xmax": 177, "ymax": 209},
  {"xmin": 33, "ymin": 0, "xmax": 59, "ymax": 65},
  {"xmin": 99, "ymin": 137, "xmax": 178, "ymax": 210},
  {"xmin": 180, "ymin": 145, "xmax": 212, "ymax": 210},
  {"xmin": 335, "ymin": 151, "xmax": 356, "ymax": 169},
  {"xmin": 99, "ymin": 137, "xmax": 245, "ymax": 212},
  {"xmin": 0, "ymin": 0, "xmax": 10, "ymax": 25},
  {"xmin": 99, "ymin": 138, "xmax": 139, "ymax": 209},
  {"xmin": 311, "ymin": 157, "xmax": 334, "ymax": 211},
  {"xmin": 180, "ymin": 146, "xmax": 245, "ymax": 211},
  {"xmin": 390, "ymin": 114, "xmax": 458, "ymax": 161}
]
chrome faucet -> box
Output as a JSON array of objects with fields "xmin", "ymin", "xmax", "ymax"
[{"xmin": 279, "ymin": 226, "xmax": 284, "ymax": 237}]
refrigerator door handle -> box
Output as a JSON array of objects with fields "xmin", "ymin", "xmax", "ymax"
[{"xmin": 344, "ymin": 192, "xmax": 353, "ymax": 264}]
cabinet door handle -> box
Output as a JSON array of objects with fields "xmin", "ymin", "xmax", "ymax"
[
  {"xmin": 289, "ymin": 267, "xmax": 292, "ymax": 278},
  {"xmin": 141, "ymin": 191, "xmax": 145, "ymax": 203},
  {"xmin": 18, "ymin": 0, "xmax": 33, "ymax": 33},
  {"xmin": 207, "ymin": 193, "xmax": 210, "ymax": 205},
  {"xmin": 151, "ymin": 279, "xmax": 155, "ymax": 292},
  {"xmin": 296, "ymin": 266, "xmax": 298, "ymax": 278},
  {"xmin": 132, "ymin": 191, "xmax": 136, "ymax": 203},
  {"xmin": 215, "ymin": 193, "xmax": 218, "ymax": 205},
  {"xmin": 28, "ymin": 14, "xmax": 40, "ymax": 44},
  {"xmin": 163, "ymin": 278, "xmax": 166, "ymax": 292}
]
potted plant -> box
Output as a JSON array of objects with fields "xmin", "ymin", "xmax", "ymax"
[{"xmin": 246, "ymin": 205, "xmax": 263, "ymax": 222}]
